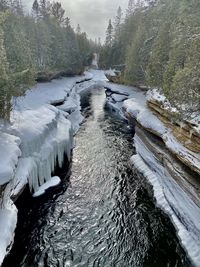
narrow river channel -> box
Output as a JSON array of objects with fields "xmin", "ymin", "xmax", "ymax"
[{"xmin": 3, "ymin": 87, "xmax": 190, "ymax": 267}]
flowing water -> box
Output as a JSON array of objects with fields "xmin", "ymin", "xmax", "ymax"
[{"xmin": 3, "ymin": 87, "xmax": 190, "ymax": 267}]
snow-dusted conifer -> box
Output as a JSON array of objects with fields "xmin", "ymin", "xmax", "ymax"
[{"xmin": 105, "ymin": 19, "xmax": 113, "ymax": 47}]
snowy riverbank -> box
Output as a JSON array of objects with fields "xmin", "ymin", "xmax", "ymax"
[
  {"xmin": 0, "ymin": 70, "xmax": 105, "ymax": 265},
  {"xmin": 105, "ymin": 80, "xmax": 200, "ymax": 267}
]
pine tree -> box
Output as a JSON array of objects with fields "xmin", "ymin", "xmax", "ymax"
[
  {"xmin": 32, "ymin": 0, "xmax": 39, "ymax": 19},
  {"xmin": 126, "ymin": 0, "xmax": 135, "ymax": 17},
  {"xmin": 64, "ymin": 17, "xmax": 71, "ymax": 29},
  {"xmin": 51, "ymin": 2, "xmax": 65, "ymax": 25},
  {"xmin": 114, "ymin": 6, "xmax": 123, "ymax": 39},
  {"xmin": 105, "ymin": 19, "xmax": 113, "ymax": 47},
  {"xmin": 11, "ymin": 0, "xmax": 24, "ymax": 16},
  {"xmin": 0, "ymin": 0, "xmax": 9, "ymax": 11},
  {"xmin": 39, "ymin": 0, "xmax": 50, "ymax": 20},
  {"xmin": 76, "ymin": 24, "xmax": 81, "ymax": 34}
]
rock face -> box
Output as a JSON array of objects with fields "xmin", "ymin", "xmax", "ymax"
[
  {"xmin": 147, "ymin": 97, "xmax": 200, "ymax": 154},
  {"xmin": 143, "ymin": 89, "xmax": 200, "ymax": 177},
  {"xmin": 105, "ymin": 70, "xmax": 122, "ymax": 84}
]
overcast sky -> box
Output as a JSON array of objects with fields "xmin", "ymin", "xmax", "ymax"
[{"xmin": 23, "ymin": 0, "xmax": 128, "ymax": 41}]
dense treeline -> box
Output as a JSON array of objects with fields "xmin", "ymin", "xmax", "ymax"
[
  {"xmin": 100, "ymin": 0, "xmax": 200, "ymax": 115},
  {"xmin": 0, "ymin": 0, "xmax": 94, "ymax": 119}
]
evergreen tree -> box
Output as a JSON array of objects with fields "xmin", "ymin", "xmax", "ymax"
[
  {"xmin": 39, "ymin": 0, "xmax": 51, "ymax": 20},
  {"xmin": 64, "ymin": 16, "xmax": 70, "ymax": 29},
  {"xmin": 11, "ymin": 0, "xmax": 24, "ymax": 16},
  {"xmin": 32, "ymin": 0, "xmax": 39, "ymax": 19},
  {"xmin": 105, "ymin": 19, "xmax": 113, "ymax": 47},
  {"xmin": 114, "ymin": 6, "xmax": 123, "ymax": 39},
  {"xmin": 76, "ymin": 24, "xmax": 81, "ymax": 34},
  {"xmin": 0, "ymin": 0, "xmax": 9, "ymax": 11},
  {"xmin": 51, "ymin": 1, "xmax": 65, "ymax": 25},
  {"xmin": 126, "ymin": 0, "xmax": 135, "ymax": 17}
]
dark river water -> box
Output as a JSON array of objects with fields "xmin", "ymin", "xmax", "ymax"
[{"xmin": 3, "ymin": 87, "xmax": 190, "ymax": 267}]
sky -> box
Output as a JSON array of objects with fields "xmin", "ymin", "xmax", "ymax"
[{"xmin": 23, "ymin": 0, "xmax": 128, "ymax": 41}]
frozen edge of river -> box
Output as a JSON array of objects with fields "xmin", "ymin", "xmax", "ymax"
[
  {"xmin": 105, "ymin": 81, "xmax": 200, "ymax": 267},
  {"xmin": 0, "ymin": 70, "xmax": 103, "ymax": 265}
]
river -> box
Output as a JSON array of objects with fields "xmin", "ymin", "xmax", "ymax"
[{"xmin": 3, "ymin": 87, "xmax": 190, "ymax": 267}]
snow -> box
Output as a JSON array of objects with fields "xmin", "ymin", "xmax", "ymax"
[
  {"xmin": 147, "ymin": 89, "xmax": 200, "ymax": 134},
  {"xmin": 0, "ymin": 133, "xmax": 21, "ymax": 186},
  {"xmin": 0, "ymin": 200, "xmax": 17, "ymax": 266},
  {"xmin": 131, "ymin": 135, "xmax": 200, "ymax": 267},
  {"xmin": 104, "ymin": 69, "xmax": 116, "ymax": 76},
  {"xmin": 146, "ymin": 88, "xmax": 178, "ymax": 113},
  {"xmin": 0, "ymin": 71, "xmax": 97, "ymax": 263},
  {"xmin": 189, "ymin": 114, "xmax": 200, "ymax": 134},
  {"xmin": 33, "ymin": 176, "xmax": 61, "ymax": 197},
  {"xmin": 123, "ymin": 98, "xmax": 200, "ymax": 175}
]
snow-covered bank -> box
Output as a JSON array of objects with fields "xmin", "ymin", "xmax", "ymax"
[
  {"xmin": 132, "ymin": 135, "xmax": 200, "ymax": 267},
  {"xmin": 0, "ymin": 70, "xmax": 103, "ymax": 265},
  {"xmin": 104, "ymin": 81, "xmax": 200, "ymax": 267}
]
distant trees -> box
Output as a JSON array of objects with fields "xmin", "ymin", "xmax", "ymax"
[
  {"xmin": 0, "ymin": 0, "xmax": 94, "ymax": 120},
  {"xmin": 99, "ymin": 0, "xmax": 200, "ymax": 115}
]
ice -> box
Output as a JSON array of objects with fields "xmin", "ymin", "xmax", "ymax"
[
  {"xmin": 0, "ymin": 133, "xmax": 21, "ymax": 186},
  {"xmin": 0, "ymin": 200, "xmax": 17, "ymax": 266},
  {"xmin": 111, "ymin": 94, "xmax": 128, "ymax": 102},
  {"xmin": 33, "ymin": 176, "xmax": 61, "ymax": 197}
]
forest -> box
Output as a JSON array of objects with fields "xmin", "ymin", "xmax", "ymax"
[
  {"xmin": 1, "ymin": 0, "xmax": 200, "ymax": 120},
  {"xmin": 0, "ymin": 0, "xmax": 94, "ymax": 119},
  {"xmin": 100, "ymin": 0, "xmax": 200, "ymax": 117}
]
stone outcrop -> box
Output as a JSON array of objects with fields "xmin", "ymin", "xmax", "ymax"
[{"xmin": 147, "ymin": 97, "xmax": 200, "ymax": 154}]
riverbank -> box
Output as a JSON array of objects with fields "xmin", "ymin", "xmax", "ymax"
[
  {"xmin": 104, "ymin": 80, "xmax": 200, "ymax": 267},
  {"xmin": 0, "ymin": 70, "xmax": 104, "ymax": 265}
]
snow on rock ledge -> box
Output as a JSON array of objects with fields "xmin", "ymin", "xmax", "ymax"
[
  {"xmin": 147, "ymin": 89, "xmax": 200, "ymax": 153},
  {"xmin": 131, "ymin": 138, "xmax": 200, "ymax": 267},
  {"xmin": 123, "ymin": 97, "xmax": 200, "ymax": 176}
]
